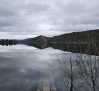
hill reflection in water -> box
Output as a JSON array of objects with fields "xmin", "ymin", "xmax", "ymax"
[
  {"xmin": 1, "ymin": 41, "xmax": 99, "ymax": 56},
  {"xmin": 28, "ymin": 42, "xmax": 99, "ymax": 56}
]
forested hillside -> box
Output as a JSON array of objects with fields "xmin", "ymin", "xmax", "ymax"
[{"xmin": 49, "ymin": 29, "xmax": 99, "ymax": 43}]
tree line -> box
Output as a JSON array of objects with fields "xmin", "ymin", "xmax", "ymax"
[{"xmin": 0, "ymin": 39, "xmax": 18, "ymax": 46}]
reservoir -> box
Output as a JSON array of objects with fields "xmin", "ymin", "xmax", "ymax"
[{"xmin": 0, "ymin": 44, "xmax": 99, "ymax": 91}]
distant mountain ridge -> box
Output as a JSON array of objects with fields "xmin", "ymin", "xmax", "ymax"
[
  {"xmin": 17, "ymin": 38, "xmax": 32, "ymax": 42},
  {"xmin": 28, "ymin": 29, "xmax": 99, "ymax": 43}
]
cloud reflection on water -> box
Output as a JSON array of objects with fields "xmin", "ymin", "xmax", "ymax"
[{"xmin": 0, "ymin": 45, "xmax": 65, "ymax": 91}]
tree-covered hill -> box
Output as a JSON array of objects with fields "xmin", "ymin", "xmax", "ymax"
[
  {"xmin": 28, "ymin": 35, "xmax": 50, "ymax": 43},
  {"xmin": 28, "ymin": 29, "xmax": 99, "ymax": 43},
  {"xmin": 49, "ymin": 29, "xmax": 99, "ymax": 43}
]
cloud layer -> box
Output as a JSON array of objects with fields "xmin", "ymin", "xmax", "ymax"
[{"xmin": 0, "ymin": 0, "xmax": 99, "ymax": 38}]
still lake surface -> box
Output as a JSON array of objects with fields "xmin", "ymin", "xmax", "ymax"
[
  {"xmin": 0, "ymin": 44, "xmax": 65, "ymax": 91},
  {"xmin": 0, "ymin": 44, "xmax": 99, "ymax": 91}
]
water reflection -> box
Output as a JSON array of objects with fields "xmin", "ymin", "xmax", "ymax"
[
  {"xmin": 0, "ymin": 42, "xmax": 99, "ymax": 91},
  {"xmin": 1, "ymin": 39, "xmax": 99, "ymax": 56},
  {"xmin": 28, "ymin": 42, "xmax": 99, "ymax": 56},
  {"xmin": 0, "ymin": 47, "xmax": 64, "ymax": 91},
  {"xmin": 0, "ymin": 53, "xmax": 41, "ymax": 91},
  {"xmin": 28, "ymin": 43, "xmax": 49, "ymax": 49},
  {"xmin": 0, "ymin": 39, "xmax": 18, "ymax": 46}
]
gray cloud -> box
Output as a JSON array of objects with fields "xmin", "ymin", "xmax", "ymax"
[
  {"xmin": 25, "ymin": 2, "xmax": 49, "ymax": 14},
  {"xmin": 0, "ymin": 0, "xmax": 99, "ymax": 38}
]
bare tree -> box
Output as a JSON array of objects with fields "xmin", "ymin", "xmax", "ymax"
[
  {"xmin": 57, "ymin": 53, "xmax": 81, "ymax": 91},
  {"xmin": 75, "ymin": 38, "xmax": 99, "ymax": 91},
  {"xmin": 76, "ymin": 53, "xmax": 99, "ymax": 91}
]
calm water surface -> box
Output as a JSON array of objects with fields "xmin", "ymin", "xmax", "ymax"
[
  {"xmin": 0, "ymin": 44, "xmax": 99, "ymax": 91},
  {"xmin": 0, "ymin": 44, "xmax": 65, "ymax": 91}
]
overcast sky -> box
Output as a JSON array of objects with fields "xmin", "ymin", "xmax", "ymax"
[{"xmin": 0, "ymin": 0, "xmax": 99, "ymax": 39}]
